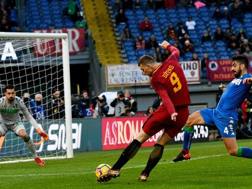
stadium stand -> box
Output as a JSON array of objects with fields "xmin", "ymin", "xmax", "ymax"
[
  {"xmin": 82, "ymin": 0, "xmax": 122, "ymax": 64},
  {"xmin": 0, "ymin": 0, "xmax": 18, "ymax": 32},
  {"xmin": 25, "ymin": 0, "xmax": 87, "ymax": 31},
  {"xmin": 107, "ymin": 0, "xmax": 252, "ymax": 64}
]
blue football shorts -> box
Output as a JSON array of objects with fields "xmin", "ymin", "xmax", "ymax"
[{"xmin": 199, "ymin": 108, "xmax": 237, "ymax": 138}]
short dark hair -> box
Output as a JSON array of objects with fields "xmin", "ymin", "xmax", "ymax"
[
  {"xmin": 232, "ymin": 55, "xmax": 249, "ymax": 69},
  {"xmin": 138, "ymin": 55, "xmax": 155, "ymax": 66},
  {"xmin": 4, "ymin": 84, "xmax": 14, "ymax": 92},
  {"xmin": 82, "ymin": 90, "xmax": 88, "ymax": 94}
]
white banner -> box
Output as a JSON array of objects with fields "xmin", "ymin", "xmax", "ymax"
[
  {"xmin": 106, "ymin": 61, "xmax": 200, "ymax": 87},
  {"xmin": 106, "ymin": 64, "xmax": 149, "ymax": 86},
  {"xmin": 180, "ymin": 61, "xmax": 200, "ymax": 84}
]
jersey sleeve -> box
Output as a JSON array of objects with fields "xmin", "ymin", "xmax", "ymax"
[
  {"xmin": 166, "ymin": 45, "xmax": 180, "ymax": 61},
  {"xmin": 155, "ymin": 82, "xmax": 176, "ymax": 115},
  {"xmin": 19, "ymin": 99, "xmax": 39, "ymax": 129}
]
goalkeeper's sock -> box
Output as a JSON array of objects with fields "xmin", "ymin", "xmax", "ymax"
[
  {"xmin": 142, "ymin": 143, "xmax": 164, "ymax": 176},
  {"xmin": 237, "ymin": 147, "xmax": 252, "ymax": 158},
  {"xmin": 24, "ymin": 136, "xmax": 37, "ymax": 157},
  {"xmin": 182, "ymin": 126, "xmax": 194, "ymax": 151},
  {"xmin": 112, "ymin": 139, "xmax": 141, "ymax": 170}
]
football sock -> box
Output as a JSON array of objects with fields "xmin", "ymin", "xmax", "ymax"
[
  {"xmin": 24, "ymin": 136, "xmax": 37, "ymax": 157},
  {"xmin": 142, "ymin": 144, "xmax": 164, "ymax": 175},
  {"xmin": 112, "ymin": 139, "xmax": 141, "ymax": 170},
  {"xmin": 237, "ymin": 147, "xmax": 252, "ymax": 158},
  {"xmin": 182, "ymin": 126, "xmax": 194, "ymax": 151}
]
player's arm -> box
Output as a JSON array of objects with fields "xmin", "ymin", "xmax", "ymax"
[
  {"xmin": 243, "ymin": 77, "xmax": 252, "ymax": 84},
  {"xmin": 159, "ymin": 40, "xmax": 180, "ymax": 60},
  {"xmin": 155, "ymin": 84, "xmax": 178, "ymax": 121},
  {"xmin": 20, "ymin": 100, "xmax": 49, "ymax": 141}
]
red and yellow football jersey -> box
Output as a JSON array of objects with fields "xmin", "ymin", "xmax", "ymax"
[{"xmin": 151, "ymin": 45, "xmax": 191, "ymax": 115}]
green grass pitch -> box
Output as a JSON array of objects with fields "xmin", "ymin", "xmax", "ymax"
[{"xmin": 1, "ymin": 139, "xmax": 252, "ymax": 189}]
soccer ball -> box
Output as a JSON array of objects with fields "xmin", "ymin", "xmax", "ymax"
[{"xmin": 95, "ymin": 163, "xmax": 111, "ymax": 180}]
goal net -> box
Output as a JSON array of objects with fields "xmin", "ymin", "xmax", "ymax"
[{"xmin": 0, "ymin": 32, "xmax": 73, "ymax": 164}]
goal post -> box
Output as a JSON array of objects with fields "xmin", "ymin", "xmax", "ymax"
[{"xmin": 0, "ymin": 32, "xmax": 73, "ymax": 163}]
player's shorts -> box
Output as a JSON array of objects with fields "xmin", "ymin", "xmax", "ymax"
[
  {"xmin": 142, "ymin": 104, "xmax": 189, "ymax": 138},
  {"xmin": 0, "ymin": 122, "xmax": 25, "ymax": 136},
  {"xmin": 200, "ymin": 108, "xmax": 237, "ymax": 138}
]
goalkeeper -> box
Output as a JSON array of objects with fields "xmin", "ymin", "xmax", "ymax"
[{"xmin": 0, "ymin": 85, "xmax": 48, "ymax": 167}]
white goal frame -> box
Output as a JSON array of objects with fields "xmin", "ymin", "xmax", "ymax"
[{"xmin": 0, "ymin": 32, "xmax": 73, "ymax": 160}]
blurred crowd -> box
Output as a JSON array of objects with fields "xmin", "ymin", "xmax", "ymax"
[
  {"xmin": 22, "ymin": 88, "xmax": 65, "ymax": 120},
  {"xmin": 115, "ymin": 0, "xmax": 252, "ymax": 80},
  {"xmin": 0, "ymin": 0, "xmax": 19, "ymax": 31},
  {"xmin": 71, "ymin": 89, "xmax": 138, "ymax": 118}
]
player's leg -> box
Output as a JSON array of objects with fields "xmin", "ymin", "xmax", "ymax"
[
  {"xmin": 223, "ymin": 138, "xmax": 252, "ymax": 158},
  {"xmin": 139, "ymin": 132, "xmax": 171, "ymax": 181},
  {"xmin": 173, "ymin": 109, "xmax": 212, "ymax": 162},
  {"xmin": 100, "ymin": 107, "xmax": 167, "ymax": 182},
  {"xmin": 110, "ymin": 129, "xmax": 149, "ymax": 172},
  {"xmin": 139, "ymin": 107, "xmax": 189, "ymax": 181},
  {"xmin": 0, "ymin": 124, "xmax": 7, "ymax": 151},
  {"xmin": 214, "ymin": 113, "xmax": 252, "ymax": 158},
  {"xmin": 97, "ymin": 130, "xmax": 149, "ymax": 182},
  {"xmin": 14, "ymin": 123, "xmax": 45, "ymax": 167}
]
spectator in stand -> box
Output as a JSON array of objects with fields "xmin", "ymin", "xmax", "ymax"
[
  {"xmin": 78, "ymin": 90, "xmax": 92, "ymax": 117},
  {"xmin": 164, "ymin": 0, "xmax": 176, "ymax": 8},
  {"xmin": 224, "ymin": 28, "xmax": 233, "ymax": 42},
  {"xmin": 222, "ymin": 6, "xmax": 231, "ymax": 23},
  {"xmin": 155, "ymin": 0, "xmax": 164, "ymax": 9},
  {"xmin": 33, "ymin": 93, "xmax": 46, "ymax": 120},
  {"xmin": 122, "ymin": 0, "xmax": 133, "ymax": 9},
  {"xmin": 22, "ymin": 92, "xmax": 36, "ymax": 115},
  {"xmin": 177, "ymin": 22, "xmax": 188, "ymax": 41},
  {"xmin": 114, "ymin": 0, "xmax": 122, "ymax": 12},
  {"xmin": 240, "ymin": 39, "xmax": 252, "ymax": 55},
  {"xmin": 146, "ymin": 0, "xmax": 156, "ymax": 9},
  {"xmin": 110, "ymin": 91, "xmax": 128, "ymax": 117},
  {"xmin": 214, "ymin": 27, "xmax": 225, "ymax": 41},
  {"xmin": 212, "ymin": 7, "xmax": 222, "ymax": 20},
  {"xmin": 201, "ymin": 53, "xmax": 209, "ymax": 79},
  {"xmin": 135, "ymin": 35, "xmax": 145, "ymax": 49},
  {"xmin": 185, "ymin": 16, "xmax": 196, "ymax": 31},
  {"xmin": 230, "ymin": 0, "xmax": 244, "ymax": 22},
  {"xmin": 179, "ymin": 33, "xmax": 191, "ymax": 46},
  {"xmin": 242, "ymin": 0, "xmax": 252, "ymax": 13},
  {"xmin": 166, "ymin": 24, "xmax": 178, "ymax": 43},
  {"xmin": 134, "ymin": 0, "xmax": 142, "ymax": 9},
  {"xmin": 237, "ymin": 29, "xmax": 247, "ymax": 43},
  {"xmin": 228, "ymin": 34, "xmax": 239, "ymax": 50},
  {"xmin": 191, "ymin": 53, "xmax": 200, "ymax": 61},
  {"xmin": 115, "ymin": 9, "xmax": 128, "ymax": 25},
  {"xmin": 92, "ymin": 95, "xmax": 109, "ymax": 118},
  {"xmin": 75, "ymin": 12, "xmax": 87, "ymax": 29},
  {"xmin": 146, "ymin": 35, "xmax": 158, "ymax": 49},
  {"xmin": 124, "ymin": 90, "xmax": 137, "ymax": 116},
  {"xmin": 139, "ymin": 17, "xmax": 153, "ymax": 31},
  {"xmin": 177, "ymin": 0, "xmax": 193, "ymax": 7},
  {"xmin": 71, "ymin": 94, "xmax": 81, "ymax": 118},
  {"xmin": 0, "ymin": 18, "xmax": 11, "ymax": 31},
  {"xmin": 63, "ymin": 0, "xmax": 80, "ymax": 22},
  {"xmin": 121, "ymin": 27, "xmax": 133, "ymax": 41},
  {"xmin": 48, "ymin": 89, "xmax": 65, "ymax": 119},
  {"xmin": 201, "ymin": 30, "xmax": 212, "ymax": 43}
]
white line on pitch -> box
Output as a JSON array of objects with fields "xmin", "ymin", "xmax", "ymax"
[{"xmin": 0, "ymin": 154, "xmax": 226, "ymax": 178}]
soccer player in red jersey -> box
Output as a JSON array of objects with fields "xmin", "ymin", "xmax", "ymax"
[{"xmin": 98, "ymin": 40, "xmax": 191, "ymax": 182}]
